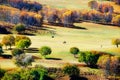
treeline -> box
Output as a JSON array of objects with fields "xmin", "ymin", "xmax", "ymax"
[
  {"xmin": 0, "ymin": 0, "xmax": 120, "ymax": 27},
  {"xmin": 43, "ymin": 5, "xmax": 120, "ymax": 27},
  {"xmin": 0, "ymin": 6, "xmax": 43, "ymax": 26},
  {"xmin": 9, "ymin": 0, "xmax": 42, "ymax": 12}
]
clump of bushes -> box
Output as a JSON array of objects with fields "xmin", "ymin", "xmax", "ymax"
[
  {"xmin": 11, "ymin": 48, "xmax": 24, "ymax": 56},
  {"xmin": 1, "ymin": 67, "xmax": 49, "ymax": 80},
  {"xmin": 78, "ymin": 51, "xmax": 100, "ymax": 67},
  {"xmin": 1, "ymin": 35, "xmax": 31, "ymax": 49},
  {"xmin": 97, "ymin": 55, "xmax": 120, "ymax": 76},
  {"xmin": 62, "ymin": 63, "xmax": 80, "ymax": 77}
]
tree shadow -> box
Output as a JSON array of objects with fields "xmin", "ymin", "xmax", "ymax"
[
  {"xmin": 45, "ymin": 23, "xmax": 87, "ymax": 30},
  {"xmin": 22, "ymin": 33, "xmax": 36, "ymax": 36},
  {"xmin": 69, "ymin": 25, "xmax": 87, "ymax": 30},
  {"xmin": 0, "ymin": 26, "xmax": 12, "ymax": 34},
  {"xmin": 70, "ymin": 75, "xmax": 88, "ymax": 80},
  {"xmin": 32, "ymin": 55, "xmax": 41, "ymax": 59},
  {"xmin": 46, "ymin": 58, "xmax": 62, "ymax": 60},
  {"xmin": 43, "ymin": 75, "xmax": 54, "ymax": 80},
  {"xmin": 24, "ymin": 48, "xmax": 39, "ymax": 53},
  {"xmin": 1, "ymin": 54, "xmax": 12, "ymax": 59}
]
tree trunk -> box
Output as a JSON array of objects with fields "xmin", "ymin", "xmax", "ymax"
[
  {"xmin": 9, "ymin": 45, "xmax": 11, "ymax": 50},
  {"xmin": 6, "ymin": 46, "xmax": 7, "ymax": 50},
  {"xmin": 116, "ymin": 44, "xmax": 118, "ymax": 48}
]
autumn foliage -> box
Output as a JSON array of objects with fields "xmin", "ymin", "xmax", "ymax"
[{"xmin": 9, "ymin": 0, "xmax": 42, "ymax": 12}]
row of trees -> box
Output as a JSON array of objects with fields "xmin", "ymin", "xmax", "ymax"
[
  {"xmin": 1, "ymin": 3, "xmax": 120, "ymax": 27},
  {"xmin": 1, "ymin": 35, "xmax": 31, "ymax": 49},
  {"xmin": 20, "ymin": 11, "xmax": 43, "ymax": 26},
  {"xmin": 1, "ymin": 66, "xmax": 49, "ymax": 80},
  {"xmin": 0, "ymin": 6, "xmax": 43, "ymax": 26},
  {"xmin": 1, "ymin": 0, "xmax": 43, "ymax": 12},
  {"xmin": 43, "ymin": 5, "xmax": 120, "ymax": 27},
  {"xmin": 0, "ymin": 63, "xmax": 80, "ymax": 80},
  {"xmin": 88, "ymin": 0, "xmax": 113, "ymax": 13}
]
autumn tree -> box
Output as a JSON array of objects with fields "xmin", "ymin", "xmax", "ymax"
[
  {"xmin": 110, "ymin": 56, "xmax": 120, "ymax": 76},
  {"xmin": 113, "ymin": 0, "xmax": 120, "ymax": 5},
  {"xmin": 97, "ymin": 55, "xmax": 120, "ymax": 77},
  {"xmin": 9, "ymin": 0, "xmax": 42, "ymax": 12},
  {"xmin": 20, "ymin": 11, "xmax": 43, "ymax": 26},
  {"xmin": 97, "ymin": 55, "xmax": 111, "ymax": 77},
  {"xmin": 88, "ymin": 0, "xmax": 98, "ymax": 9},
  {"xmin": 62, "ymin": 10, "xmax": 74, "ymax": 27},
  {"xmin": 46, "ymin": 10, "xmax": 58, "ymax": 24},
  {"xmin": 2, "ymin": 35, "xmax": 15, "ymax": 49},
  {"xmin": 98, "ymin": 3, "xmax": 114, "ymax": 13},
  {"xmin": 112, "ymin": 15, "xmax": 120, "ymax": 26},
  {"xmin": 104, "ymin": 13, "xmax": 113, "ymax": 23},
  {"xmin": 15, "ymin": 35, "xmax": 30, "ymax": 43},
  {"xmin": 112, "ymin": 38, "xmax": 120, "ymax": 47}
]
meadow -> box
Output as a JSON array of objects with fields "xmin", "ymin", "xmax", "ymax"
[{"xmin": 0, "ymin": 22, "xmax": 120, "ymax": 69}]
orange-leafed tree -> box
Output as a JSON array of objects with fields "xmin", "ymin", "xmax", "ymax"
[
  {"xmin": 2, "ymin": 35, "xmax": 15, "ymax": 49},
  {"xmin": 112, "ymin": 15, "xmax": 120, "ymax": 26}
]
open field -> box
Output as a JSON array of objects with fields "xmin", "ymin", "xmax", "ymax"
[
  {"xmin": 31, "ymin": 0, "xmax": 90, "ymax": 10},
  {"xmin": 0, "ymin": 22, "xmax": 120, "ymax": 69},
  {"xmin": 30, "ymin": 22, "xmax": 120, "ymax": 54},
  {"xmin": 0, "ymin": 22, "xmax": 120, "ymax": 55},
  {"xmin": 31, "ymin": 0, "xmax": 120, "ymax": 13}
]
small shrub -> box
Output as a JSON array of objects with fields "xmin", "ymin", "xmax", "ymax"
[
  {"xmin": 11, "ymin": 48, "xmax": 24, "ymax": 56},
  {"xmin": 39, "ymin": 46, "xmax": 52, "ymax": 58},
  {"xmin": 0, "ymin": 68, "xmax": 6, "ymax": 79},
  {"xmin": 70, "ymin": 47, "xmax": 79, "ymax": 58},
  {"xmin": 62, "ymin": 63, "xmax": 80, "ymax": 76},
  {"xmin": 2, "ymin": 72, "xmax": 21, "ymax": 80},
  {"xmin": 14, "ymin": 24, "xmax": 26, "ymax": 34},
  {"xmin": 78, "ymin": 51, "xmax": 100, "ymax": 67}
]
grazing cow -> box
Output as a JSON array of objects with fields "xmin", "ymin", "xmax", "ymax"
[
  {"xmin": 63, "ymin": 41, "xmax": 66, "ymax": 44},
  {"xmin": 52, "ymin": 36, "xmax": 54, "ymax": 38}
]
